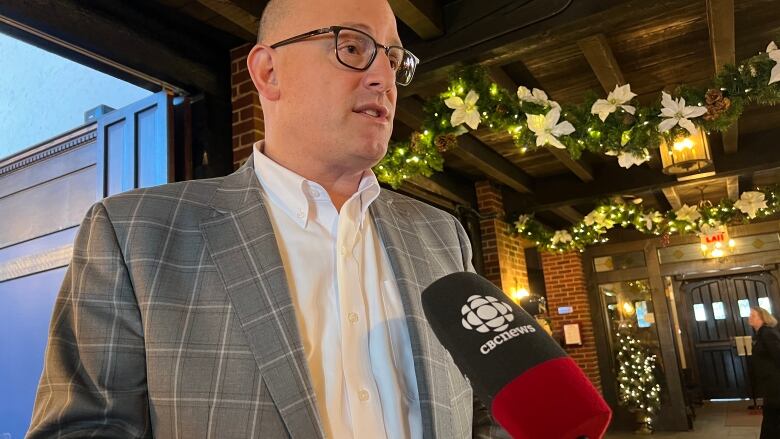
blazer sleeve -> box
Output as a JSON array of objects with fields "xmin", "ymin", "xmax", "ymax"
[
  {"xmin": 27, "ymin": 202, "xmax": 151, "ymax": 438},
  {"xmin": 454, "ymin": 217, "xmax": 512, "ymax": 439}
]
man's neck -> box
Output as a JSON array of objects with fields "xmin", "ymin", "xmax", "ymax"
[{"xmin": 258, "ymin": 143, "xmax": 365, "ymax": 212}]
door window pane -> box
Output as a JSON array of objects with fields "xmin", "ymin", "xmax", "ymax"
[
  {"xmin": 712, "ymin": 302, "xmax": 726, "ymax": 320},
  {"xmin": 693, "ymin": 304, "xmax": 707, "ymax": 322},
  {"xmin": 759, "ymin": 297, "xmax": 772, "ymax": 313},
  {"xmin": 738, "ymin": 299, "xmax": 751, "ymax": 318}
]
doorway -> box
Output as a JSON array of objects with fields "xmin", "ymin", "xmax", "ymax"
[{"xmin": 682, "ymin": 272, "xmax": 780, "ymax": 399}]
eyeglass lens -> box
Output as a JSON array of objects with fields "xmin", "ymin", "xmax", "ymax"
[{"xmin": 336, "ymin": 29, "xmax": 416, "ymax": 85}]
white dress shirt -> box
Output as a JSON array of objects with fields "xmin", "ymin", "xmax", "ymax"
[{"xmin": 252, "ymin": 144, "xmax": 422, "ymax": 439}]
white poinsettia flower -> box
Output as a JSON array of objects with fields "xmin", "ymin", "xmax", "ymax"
[
  {"xmin": 514, "ymin": 214, "xmax": 531, "ymax": 231},
  {"xmin": 675, "ymin": 204, "xmax": 701, "ymax": 222},
  {"xmin": 590, "ymin": 84, "xmax": 637, "ymax": 122},
  {"xmin": 583, "ymin": 210, "xmax": 614, "ymax": 230},
  {"xmin": 658, "ymin": 92, "xmax": 707, "ymax": 135},
  {"xmin": 551, "ymin": 230, "xmax": 573, "ymax": 244},
  {"xmin": 517, "ymin": 86, "xmax": 560, "ymax": 109},
  {"xmin": 766, "ymin": 42, "xmax": 780, "ymax": 85},
  {"xmin": 444, "ymin": 90, "xmax": 481, "ymax": 130},
  {"xmin": 641, "ymin": 211, "xmax": 664, "ymax": 230},
  {"xmin": 617, "ymin": 149, "xmax": 650, "ymax": 169},
  {"xmin": 526, "ymin": 108, "xmax": 576, "ymax": 149},
  {"xmin": 734, "ymin": 191, "xmax": 768, "ymax": 219}
]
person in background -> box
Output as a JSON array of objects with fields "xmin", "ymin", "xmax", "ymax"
[{"xmin": 749, "ymin": 306, "xmax": 780, "ymax": 439}]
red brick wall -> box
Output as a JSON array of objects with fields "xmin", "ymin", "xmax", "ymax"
[
  {"xmin": 476, "ymin": 181, "xmax": 529, "ymax": 295},
  {"xmin": 230, "ymin": 43, "xmax": 264, "ymax": 169},
  {"xmin": 540, "ymin": 251, "xmax": 602, "ymax": 391}
]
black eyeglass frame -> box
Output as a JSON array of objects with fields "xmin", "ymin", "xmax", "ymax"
[{"xmin": 269, "ymin": 26, "xmax": 419, "ymax": 86}]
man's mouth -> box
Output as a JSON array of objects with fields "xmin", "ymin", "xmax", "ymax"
[{"xmin": 353, "ymin": 104, "xmax": 390, "ymax": 121}]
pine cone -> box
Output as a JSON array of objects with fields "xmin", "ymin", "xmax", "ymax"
[
  {"xmin": 434, "ymin": 134, "xmax": 458, "ymax": 153},
  {"xmin": 410, "ymin": 131, "xmax": 423, "ymax": 153},
  {"xmin": 703, "ymin": 89, "xmax": 731, "ymax": 121},
  {"xmin": 621, "ymin": 112, "xmax": 636, "ymax": 126}
]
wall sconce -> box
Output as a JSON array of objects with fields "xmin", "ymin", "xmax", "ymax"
[
  {"xmin": 659, "ymin": 131, "xmax": 713, "ymax": 177},
  {"xmin": 510, "ymin": 287, "xmax": 530, "ymax": 304}
]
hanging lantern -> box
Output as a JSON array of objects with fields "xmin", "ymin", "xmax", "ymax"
[
  {"xmin": 659, "ymin": 131, "xmax": 713, "ymax": 176},
  {"xmin": 699, "ymin": 225, "xmax": 736, "ymax": 259}
]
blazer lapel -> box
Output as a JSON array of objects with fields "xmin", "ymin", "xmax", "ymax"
[
  {"xmin": 200, "ymin": 159, "xmax": 324, "ymax": 439},
  {"xmin": 370, "ymin": 194, "xmax": 455, "ymax": 438}
]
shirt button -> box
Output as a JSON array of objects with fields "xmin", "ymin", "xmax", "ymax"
[
  {"xmin": 340, "ymin": 245, "xmax": 349, "ymax": 256},
  {"xmin": 348, "ymin": 312, "xmax": 359, "ymax": 324},
  {"xmin": 296, "ymin": 210, "xmax": 305, "ymax": 219},
  {"xmin": 309, "ymin": 189, "xmax": 319, "ymax": 198},
  {"xmin": 358, "ymin": 389, "xmax": 370, "ymax": 401}
]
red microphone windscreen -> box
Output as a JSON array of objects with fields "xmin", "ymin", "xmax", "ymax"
[{"xmin": 492, "ymin": 357, "xmax": 612, "ymax": 439}]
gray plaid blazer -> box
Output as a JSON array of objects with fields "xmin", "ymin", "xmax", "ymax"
[{"xmin": 27, "ymin": 158, "xmax": 507, "ymax": 438}]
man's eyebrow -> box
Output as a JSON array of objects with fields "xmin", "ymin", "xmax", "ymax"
[{"xmin": 340, "ymin": 22, "xmax": 403, "ymax": 47}]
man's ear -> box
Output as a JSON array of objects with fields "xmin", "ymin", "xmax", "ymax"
[{"xmin": 247, "ymin": 44, "xmax": 280, "ymax": 101}]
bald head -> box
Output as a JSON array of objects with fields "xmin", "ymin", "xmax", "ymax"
[
  {"xmin": 257, "ymin": 0, "xmax": 296, "ymax": 44},
  {"xmin": 257, "ymin": 0, "xmax": 395, "ymax": 44}
]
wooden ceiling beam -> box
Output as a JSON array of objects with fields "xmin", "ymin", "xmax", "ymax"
[
  {"xmin": 388, "ymin": 0, "xmax": 444, "ymax": 39},
  {"xmin": 395, "ymin": 98, "xmax": 534, "ymax": 193},
  {"xmin": 552, "ymin": 206, "xmax": 584, "ymax": 224},
  {"xmin": 661, "ymin": 187, "xmax": 683, "ymax": 210},
  {"xmin": 408, "ymin": 173, "xmax": 475, "ymax": 207},
  {"xmin": 726, "ymin": 176, "xmax": 739, "ymax": 201},
  {"xmin": 196, "ymin": 0, "xmax": 259, "ymax": 35},
  {"xmin": 577, "ymin": 33, "xmax": 625, "ymax": 92},
  {"xmin": 485, "ymin": 65, "xmax": 595, "ymax": 182},
  {"xmin": 706, "ymin": 0, "xmax": 738, "ymax": 154},
  {"xmin": 452, "ymin": 135, "xmax": 533, "ymax": 193}
]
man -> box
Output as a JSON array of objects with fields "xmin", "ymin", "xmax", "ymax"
[{"xmin": 28, "ymin": 0, "xmax": 506, "ymax": 437}]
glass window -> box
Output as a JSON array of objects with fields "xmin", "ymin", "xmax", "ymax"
[
  {"xmin": 594, "ymin": 251, "xmax": 646, "ymax": 272},
  {"xmin": 712, "ymin": 302, "xmax": 726, "ymax": 320},
  {"xmin": 693, "ymin": 304, "xmax": 707, "ymax": 322},
  {"xmin": 759, "ymin": 297, "xmax": 772, "ymax": 314},
  {"xmin": 738, "ymin": 299, "xmax": 751, "ymax": 318}
]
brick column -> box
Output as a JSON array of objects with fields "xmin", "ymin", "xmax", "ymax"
[
  {"xmin": 475, "ymin": 181, "xmax": 528, "ymax": 295},
  {"xmin": 540, "ymin": 251, "xmax": 602, "ymax": 391},
  {"xmin": 230, "ymin": 43, "xmax": 265, "ymax": 169}
]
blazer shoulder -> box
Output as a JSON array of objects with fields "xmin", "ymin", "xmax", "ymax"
[
  {"xmin": 98, "ymin": 177, "xmax": 225, "ymax": 227},
  {"xmin": 378, "ymin": 189, "xmax": 456, "ymax": 222}
]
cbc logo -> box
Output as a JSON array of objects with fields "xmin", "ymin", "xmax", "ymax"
[{"xmin": 461, "ymin": 295, "xmax": 515, "ymax": 333}]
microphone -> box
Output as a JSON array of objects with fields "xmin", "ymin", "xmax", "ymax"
[{"xmin": 421, "ymin": 272, "xmax": 611, "ymax": 439}]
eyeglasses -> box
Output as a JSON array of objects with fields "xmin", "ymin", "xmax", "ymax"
[{"xmin": 270, "ymin": 26, "xmax": 419, "ymax": 86}]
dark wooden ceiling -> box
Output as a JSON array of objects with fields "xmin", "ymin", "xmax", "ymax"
[{"xmin": 5, "ymin": 0, "xmax": 780, "ymax": 232}]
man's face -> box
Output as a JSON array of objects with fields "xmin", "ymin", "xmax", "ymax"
[{"xmin": 269, "ymin": 0, "xmax": 400, "ymax": 172}]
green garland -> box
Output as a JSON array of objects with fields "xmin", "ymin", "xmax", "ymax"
[
  {"xmin": 512, "ymin": 187, "xmax": 780, "ymax": 252},
  {"xmin": 374, "ymin": 42, "xmax": 780, "ymax": 188}
]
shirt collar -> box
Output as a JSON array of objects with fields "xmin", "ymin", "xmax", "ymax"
[{"xmin": 252, "ymin": 141, "xmax": 381, "ymax": 228}]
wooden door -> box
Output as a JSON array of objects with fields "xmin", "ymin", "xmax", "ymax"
[{"xmin": 683, "ymin": 272, "xmax": 779, "ymax": 399}]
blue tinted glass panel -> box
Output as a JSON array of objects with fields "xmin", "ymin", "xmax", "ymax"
[
  {"xmin": 106, "ymin": 121, "xmax": 126, "ymax": 195},
  {"xmin": 137, "ymin": 106, "xmax": 166, "ymax": 188}
]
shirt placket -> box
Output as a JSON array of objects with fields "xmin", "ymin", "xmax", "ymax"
[{"xmin": 336, "ymin": 203, "xmax": 387, "ymax": 438}]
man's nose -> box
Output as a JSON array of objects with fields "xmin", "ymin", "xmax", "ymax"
[{"xmin": 363, "ymin": 50, "xmax": 396, "ymax": 93}]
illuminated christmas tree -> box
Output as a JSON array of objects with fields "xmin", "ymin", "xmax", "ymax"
[{"xmin": 615, "ymin": 323, "xmax": 661, "ymax": 433}]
